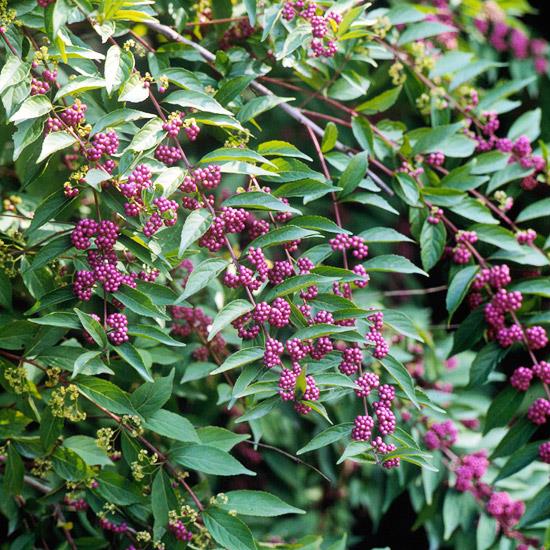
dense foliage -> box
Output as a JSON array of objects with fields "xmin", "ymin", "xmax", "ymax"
[{"xmin": 0, "ymin": 0, "xmax": 549, "ymax": 548}]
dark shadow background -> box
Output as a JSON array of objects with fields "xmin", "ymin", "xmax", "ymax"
[{"xmin": 525, "ymin": 0, "xmax": 550, "ymax": 36}]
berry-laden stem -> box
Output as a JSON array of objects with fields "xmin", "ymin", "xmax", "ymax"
[{"xmin": 143, "ymin": 20, "xmax": 394, "ymax": 195}]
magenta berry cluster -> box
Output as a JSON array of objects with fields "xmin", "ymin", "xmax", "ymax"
[{"xmin": 281, "ymin": 1, "xmax": 339, "ymax": 57}]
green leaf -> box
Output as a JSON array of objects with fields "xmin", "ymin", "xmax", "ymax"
[
  {"xmin": 219, "ymin": 490, "xmax": 304, "ymax": 516},
  {"xmin": 92, "ymin": 108, "xmax": 155, "ymax": 134},
  {"xmin": 13, "ymin": 118, "xmax": 44, "ymax": 161},
  {"xmin": 382, "ymin": 309, "xmax": 424, "ymax": 342},
  {"xmin": 238, "ymin": 94, "xmax": 294, "ymax": 123},
  {"xmin": 380, "ymin": 355, "xmax": 420, "ymax": 409},
  {"xmin": 131, "ymin": 370, "xmax": 174, "ymax": 416},
  {"xmin": 494, "ymin": 442, "xmax": 540, "ymax": 482},
  {"xmin": 246, "ymin": 225, "xmax": 321, "ymax": 252},
  {"xmin": 357, "ymin": 86, "xmax": 402, "ymax": 114},
  {"xmin": 293, "ymin": 215, "xmax": 351, "ymax": 235},
  {"xmin": 443, "ymin": 490, "xmax": 464, "ymax": 540},
  {"xmin": 476, "ymin": 514, "xmax": 497, "ymax": 550},
  {"xmin": 63, "ymin": 435, "xmax": 112, "ymax": 466},
  {"xmin": 74, "ymin": 308, "xmax": 107, "ymax": 348},
  {"xmin": 338, "ymin": 153, "xmax": 368, "ymax": 198},
  {"xmin": 491, "ymin": 418, "xmax": 537, "ymax": 459},
  {"xmin": 469, "ymin": 342, "xmax": 509, "ymax": 388},
  {"xmin": 39, "ymin": 405, "xmax": 63, "ymax": 450},
  {"xmin": 116, "ymin": 343, "xmax": 153, "ymax": 382},
  {"xmin": 172, "ymin": 444, "xmax": 255, "ymax": 476},
  {"xmin": 118, "ymin": 73, "xmax": 149, "ymax": 102},
  {"xmin": 104, "ymin": 44, "xmax": 121, "ymax": 95},
  {"xmin": 487, "ymin": 162, "xmax": 533, "ymax": 193},
  {"xmin": 483, "ymin": 384, "xmax": 523, "ymax": 434},
  {"xmin": 215, "ymin": 75, "xmax": 255, "ymax": 106},
  {"xmin": 178, "ymin": 258, "xmax": 228, "ymax": 302},
  {"xmin": 398, "ymin": 21, "xmax": 456, "ymax": 45},
  {"xmin": 264, "ymin": 274, "xmax": 338, "ymax": 301},
  {"xmin": 0, "ymin": 55, "xmax": 30, "ymax": 95},
  {"xmin": 293, "ymin": 323, "xmax": 351, "ymax": 340},
  {"xmin": 197, "ymin": 426, "xmax": 250, "ymax": 451},
  {"xmin": 430, "ymin": 51, "xmax": 473, "ymax": 78},
  {"xmin": 446, "ymin": 265, "xmax": 479, "ymax": 318},
  {"xmin": 77, "ymin": 376, "xmax": 137, "ymax": 416},
  {"xmin": 178, "ymin": 209, "xmax": 212, "ymax": 258},
  {"xmin": 516, "ymin": 198, "xmax": 550, "ymax": 223},
  {"xmin": 127, "ymin": 325, "xmax": 186, "ymax": 347},
  {"xmin": 470, "ymin": 151, "xmax": 511, "ymax": 175},
  {"xmin": 10, "ymin": 95, "xmax": 51, "ymax": 124},
  {"xmin": 4, "ymin": 445, "xmax": 24, "ymax": 495},
  {"xmin": 518, "ymin": 485, "xmax": 550, "ymax": 528},
  {"xmin": 257, "ymin": 140, "xmax": 312, "ymax": 161},
  {"xmin": 211, "ymin": 347, "xmax": 264, "ymax": 375},
  {"xmin": 360, "ymin": 227, "xmax": 413, "ymax": 244},
  {"xmin": 449, "ymin": 197, "xmax": 497, "ymax": 225},
  {"xmin": 450, "ymin": 308, "xmax": 485, "ymax": 356},
  {"xmin": 387, "ymin": 5, "xmax": 425, "ymax": 24},
  {"xmin": 450, "ymin": 60, "xmax": 502, "ymax": 90},
  {"xmin": 321, "ymin": 122, "xmax": 338, "ymax": 153},
  {"xmin": 0, "ymin": 270, "xmax": 12, "ymax": 310},
  {"xmin": 128, "ymin": 117, "xmax": 165, "ymax": 151},
  {"xmin": 394, "ymin": 173, "xmax": 421, "ymax": 206},
  {"xmin": 96, "ymin": 471, "xmax": 145, "ymax": 505},
  {"xmin": 208, "ymin": 300, "xmax": 254, "ymax": 342},
  {"xmin": 510, "ymin": 278, "xmax": 550, "ymax": 298},
  {"xmin": 222, "ymin": 192, "xmax": 300, "ymax": 214},
  {"xmin": 72, "ymin": 350, "xmax": 103, "ymax": 379},
  {"xmin": 165, "ymin": 89, "xmax": 232, "ymax": 116},
  {"xmin": 297, "ymin": 423, "xmax": 353, "ymax": 455},
  {"xmin": 411, "ymin": 123, "xmax": 463, "ymax": 155},
  {"xmin": 144, "ymin": 409, "xmax": 199, "ymax": 442},
  {"xmin": 363, "ymin": 254, "xmax": 428, "ymax": 276},
  {"xmin": 55, "ymin": 76, "xmax": 106, "ymax": 101},
  {"xmin": 351, "ymin": 116, "xmax": 374, "ymax": 153},
  {"xmin": 200, "ymin": 147, "xmax": 273, "ymax": 166},
  {"xmin": 52, "ymin": 447, "xmax": 89, "ymax": 481},
  {"xmin": 151, "ymin": 470, "xmax": 175, "ymax": 540},
  {"xmin": 25, "ymin": 287, "xmax": 75, "ymax": 316},
  {"xmin": 104, "ymin": 46, "xmax": 133, "ymax": 96},
  {"xmin": 203, "ymin": 507, "xmax": 257, "ymax": 550},
  {"xmin": 113, "ymin": 285, "xmax": 169, "ymax": 320},
  {"xmin": 508, "ymin": 108, "xmax": 541, "ymax": 142},
  {"xmin": 36, "ymin": 131, "xmax": 77, "ymax": 163},
  {"xmin": 343, "ymin": 192, "xmax": 398, "ymax": 214}
]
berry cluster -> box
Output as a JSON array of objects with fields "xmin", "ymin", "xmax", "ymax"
[
  {"xmin": 106, "ymin": 313, "xmax": 129, "ymax": 345},
  {"xmin": 168, "ymin": 519, "xmax": 193, "ymax": 542},
  {"xmin": 468, "ymin": 263, "xmax": 548, "ymax": 350},
  {"xmin": 181, "ymin": 165, "xmax": 222, "ymax": 194},
  {"xmin": 329, "ymin": 233, "xmax": 369, "ymax": 259},
  {"xmin": 282, "ymin": 1, "xmax": 339, "ymax": 57},
  {"xmin": 474, "ymin": 17, "xmax": 548, "ymax": 74},
  {"xmin": 87, "ymin": 130, "xmax": 119, "ymax": 161},
  {"xmin": 450, "ymin": 230, "xmax": 478, "ymax": 265}
]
